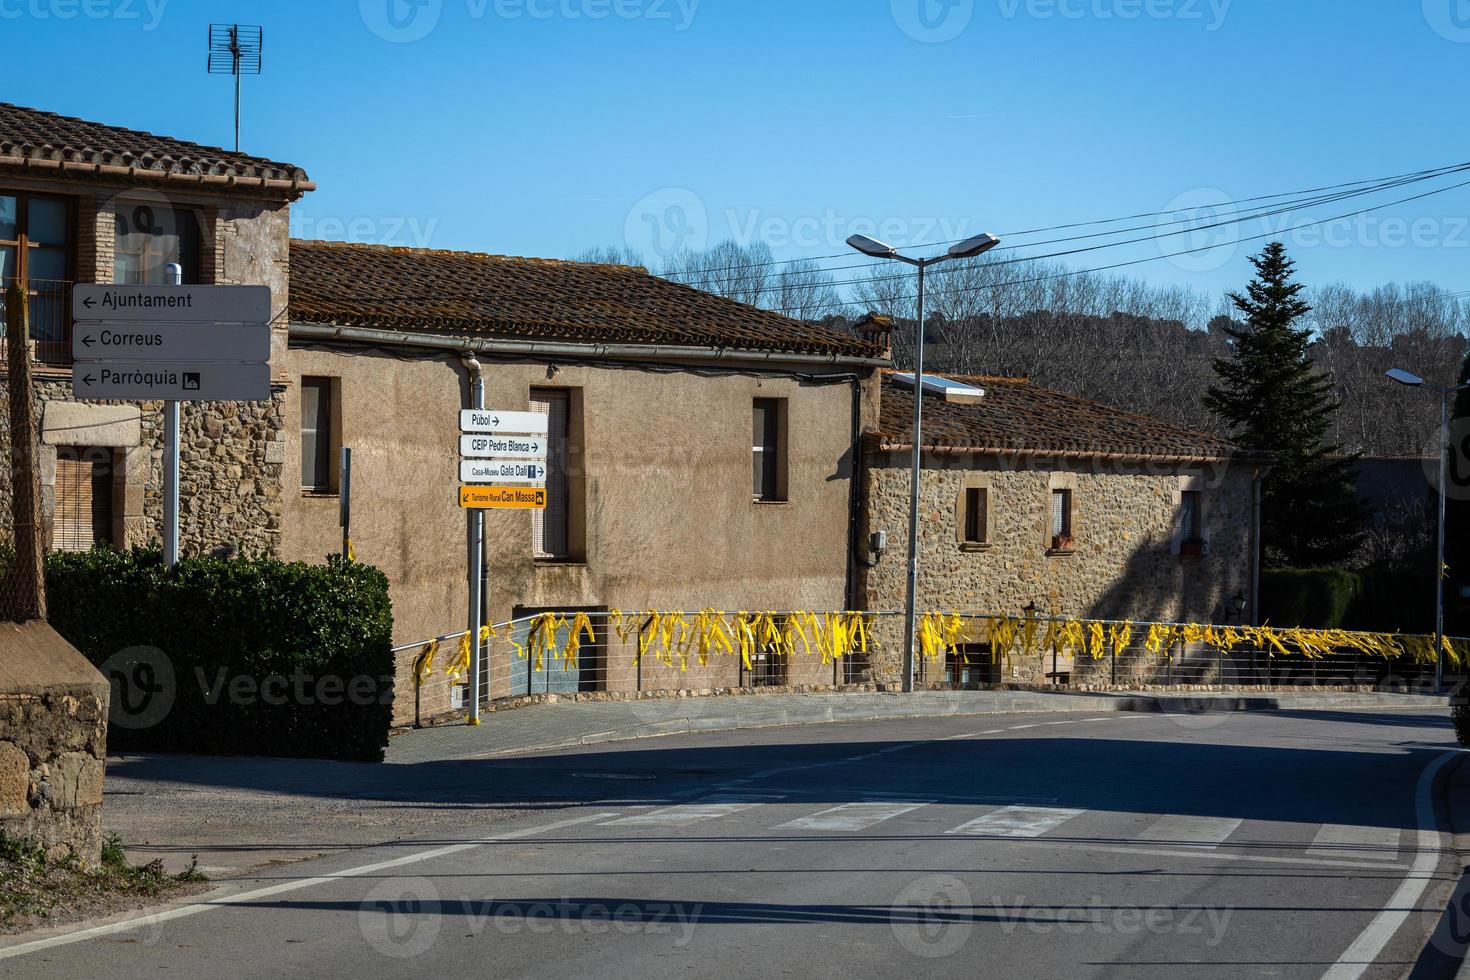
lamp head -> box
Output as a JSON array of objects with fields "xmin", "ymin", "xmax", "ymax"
[
  {"xmin": 1385, "ymin": 368, "xmax": 1426, "ymax": 387},
  {"xmin": 847, "ymin": 234, "xmax": 898, "ymax": 259},
  {"xmin": 948, "ymin": 233, "xmax": 1001, "ymax": 259}
]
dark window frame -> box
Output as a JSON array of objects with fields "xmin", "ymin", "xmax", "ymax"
[
  {"xmin": 300, "ymin": 377, "xmax": 336, "ymax": 493},
  {"xmin": 752, "ymin": 397, "xmax": 787, "ymax": 503},
  {"xmin": 0, "ymin": 190, "xmax": 76, "ymax": 363}
]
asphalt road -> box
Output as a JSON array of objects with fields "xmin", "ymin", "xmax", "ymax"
[{"xmin": 0, "ymin": 707, "xmax": 1462, "ymax": 979}]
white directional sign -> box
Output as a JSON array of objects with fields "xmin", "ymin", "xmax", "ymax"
[
  {"xmin": 459, "ymin": 434, "xmax": 547, "ymax": 460},
  {"xmin": 459, "ymin": 409, "xmax": 549, "ymax": 435},
  {"xmin": 72, "ymin": 323, "xmax": 271, "ymax": 363},
  {"xmin": 73, "ymin": 363, "xmax": 271, "ymax": 402},
  {"xmin": 73, "ymin": 284, "xmax": 271, "ymax": 324},
  {"xmin": 460, "ymin": 459, "xmax": 548, "ymax": 484}
]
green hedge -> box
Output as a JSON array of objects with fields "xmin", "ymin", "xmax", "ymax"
[
  {"xmin": 1260, "ymin": 567, "xmax": 1362, "ymax": 629},
  {"xmin": 45, "ymin": 548, "xmax": 393, "ymax": 762},
  {"xmin": 1345, "ymin": 568, "xmax": 1436, "ymax": 635}
]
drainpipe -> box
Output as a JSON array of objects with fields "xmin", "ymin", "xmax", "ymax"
[
  {"xmin": 1250, "ymin": 466, "xmax": 1263, "ymax": 628},
  {"xmin": 461, "ymin": 353, "xmax": 486, "ymax": 724}
]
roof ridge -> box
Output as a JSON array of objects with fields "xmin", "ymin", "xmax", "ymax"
[
  {"xmin": 0, "ymin": 101, "xmax": 300, "ymax": 168},
  {"xmin": 289, "ymin": 238, "xmax": 644, "ymax": 271}
]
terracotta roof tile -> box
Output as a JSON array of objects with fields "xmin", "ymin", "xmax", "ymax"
[
  {"xmin": 0, "ymin": 102, "xmax": 310, "ymax": 186},
  {"xmin": 288, "ymin": 240, "xmax": 885, "ymax": 359},
  {"xmin": 875, "ymin": 374, "xmax": 1249, "ymax": 461}
]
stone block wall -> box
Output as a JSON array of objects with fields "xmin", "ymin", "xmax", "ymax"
[
  {"xmin": 857, "ymin": 452, "xmax": 1260, "ymax": 686},
  {"xmin": 0, "ymin": 623, "xmax": 108, "ymax": 868}
]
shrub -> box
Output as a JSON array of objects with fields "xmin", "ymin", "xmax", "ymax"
[
  {"xmin": 1260, "ymin": 567, "xmax": 1362, "ymax": 629},
  {"xmin": 46, "ymin": 548, "xmax": 393, "ymax": 762},
  {"xmin": 1453, "ymin": 697, "xmax": 1470, "ymax": 748},
  {"xmin": 1345, "ymin": 567, "xmax": 1436, "ymax": 635}
]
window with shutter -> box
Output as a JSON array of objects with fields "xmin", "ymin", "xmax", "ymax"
[
  {"xmin": 53, "ymin": 447, "xmax": 113, "ymax": 552},
  {"xmin": 752, "ymin": 398, "xmax": 785, "ymax": 502},
  {"xmin": 531, "ymin": 390, "xmax": 570, "ymax": 559},
  {"xmin": 300, "ymin": 377, "xmax": 335, "ymax": 492},
  {"xmin": 1051, "ymin": 489, "xmax": 1072, "ymax": 538}
]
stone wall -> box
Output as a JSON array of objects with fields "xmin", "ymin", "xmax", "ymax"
[
  {"xmin": 0, "ymin": 622, "xmax": 108, "ymax": 867},
  {"xmin": 857, "ymin": 452, "xmax": 1260, "ymax": 686}
]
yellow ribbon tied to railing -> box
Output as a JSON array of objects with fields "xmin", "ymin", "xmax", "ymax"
[
  {"xmin": 445, "ymin": 630, "xmax": 472, "ymax": 683},
  {"xmin": 562, "ymin": 611, "xmax": 595, "ymax": 672},
  {"xmin": 415, "ymin": 639, "xmax": 438, "ymax": 685}
]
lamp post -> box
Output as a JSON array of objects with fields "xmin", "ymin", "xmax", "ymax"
[
  {"xmin": 847, "ymin": 232, "xmax": 1002, "ymax": 692},
  {"xmin": 1385, "ymin": 368, "xmax": 1470, "ymax": 695}
]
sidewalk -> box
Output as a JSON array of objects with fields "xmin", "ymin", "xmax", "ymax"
[
  {"xmin": 388, "ymin": 687, "xmax": 1451, "ymax": 763},
  {"xmin": 101, "ymin": 689, "xmax": 1447, "ymax": 880}
]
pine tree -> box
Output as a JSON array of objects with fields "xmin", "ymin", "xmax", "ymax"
[
  {"xmin": 1204, "ymin": 242, "xmax": 1365, "ymax": 567},
  {"xmin": 1447, "ymin": 350, "xmax": 1470, "ymax": 633}
]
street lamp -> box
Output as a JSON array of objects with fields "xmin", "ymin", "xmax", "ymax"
[
  {"xmin": 1386, "ymin": 367, "xmax": 1470, "ymax": 694},
  {"xmin": 848, "ymin": 231, "xmax": 1002, "ymax": 692}
]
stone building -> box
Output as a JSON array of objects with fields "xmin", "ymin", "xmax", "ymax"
[
  {"xmin": 281, "ymin": 241, "xmax": 886, "ymax": 722},
  {"xmin": 855, "ymin": 373, "xmax": 1265, "ymax": 686},
  {"xmin": 0, "ymin": 102, "xmax": 312, "ymax": 557}
]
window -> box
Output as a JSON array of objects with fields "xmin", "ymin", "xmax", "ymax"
[
  {"xmin": 963, "ymin": 487, "xmax": 988, "ymax": 544},
  {"xmin": 1180, "ymin": 490, "xmax": 1202, "ymax": 541},
  {"xmin": 1051, "ymin": 489, "xmax": 1073, "ymax": 540},
  {"xmin": 944, "ymin": 644, "xmax": 997, "ymax": 690},
  {"xmin": 300, "ymin": 377, "xmax": 335, "ymax": 492},
  {"xmin": 0, "ymin": 192, "xmax": 73, "ymax": 362},
  {"xmin": 531, "ymin": 389, "xmax": 571, "ymax": 560},
  {"xmin": 752, "ymin": 398, "xmax": 785, "ymax": 502},
  {"xmin": 113, "ymin": 202, "xmax": 201, "ymax": 284},
  {"xmin": 53, "ymin": 447, "xmax": 114, "ymax": 552}
]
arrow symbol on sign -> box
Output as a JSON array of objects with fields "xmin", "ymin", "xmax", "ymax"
[
  {"xmin": 82, "ymin": 373, "xmax": 95, "ymax": 385},
  {"xmin": 492, "ymin": 416, "xmax": 501, "ymax": 427},
  {"xmin": 82, "ymin": 335, "xmax": 94, "ymax": 347},
  {"xmin": 83, "ymin": 296, "xmax": 96, "ymax": 310}
]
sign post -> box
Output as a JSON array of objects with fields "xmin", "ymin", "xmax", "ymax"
[
  {"xmin": 459, "ymin": 400, "xmax": 549, "ymax": 723},
  {"xmin": 72, "ymin": 278, "xmax": 272, "ymax": 569}
]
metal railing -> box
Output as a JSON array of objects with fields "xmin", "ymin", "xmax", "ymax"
[{"xmin": 0, "ymin": 277, "xmax": 73, "ymax": 365}]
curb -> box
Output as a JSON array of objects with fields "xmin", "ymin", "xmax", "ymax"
[{"xmin": 411, "ymin": 691, "xmax": 1450, "ymax": 761}]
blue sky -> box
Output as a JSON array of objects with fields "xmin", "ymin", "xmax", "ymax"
[{"xmin": 6, "ymin": 0, "xmax": 1470, "ymax": 303}]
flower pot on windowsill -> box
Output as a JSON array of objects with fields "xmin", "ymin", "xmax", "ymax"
[
  {"xmin": 1049, "ymin": 533, "xmax": 1075, "ymax": 554},
  {"xmin": 1180, "ymin": 538, "xmax": 1206, "ymax": 559}
]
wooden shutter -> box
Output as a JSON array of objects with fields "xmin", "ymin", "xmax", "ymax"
[{"xmin": 53, "ymin": 449, "xmax": 112, "ymax": 552}]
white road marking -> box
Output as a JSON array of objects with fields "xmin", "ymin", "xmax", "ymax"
[
  {"xmin": 1320, "ymin": 750, "xmax": 1458, "ymax": 980},
  {"xmin": 776, "ymin": 802, "xmax": 926, "ymax": 831},
  {"xmin": 1308, "ymin": 824, "xmax": 1401, "ymax": 862},
  {"xmin": 947, "ymin": 806, "xmax": 1086, "ymax": 838},
  {"xmin": 0, "ymin": 810, "xmax": 619, "ymax": 961},
  {"xmin": 602, "ymin": 797, "xmax": 766, "ymax": 827},
  {"xmin": 1135, "ymin": 814, "xmax": 1244, "ymax": 849}
]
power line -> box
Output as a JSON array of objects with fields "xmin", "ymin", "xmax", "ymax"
[
  {"xmin": 760, "ymin": 175, "xmax": 1470, "ymax": 317},
  {"xmin": 652, "ymin": 159, "xmax": 1470, "ymax": 283}
]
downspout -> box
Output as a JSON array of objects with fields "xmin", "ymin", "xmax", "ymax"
[
  {"xmin": 1251, "ymin": 466, "xmax": 1263, "ymax": 628},
  {"xmin": 844, "ymin": 375, "xmax": 863, "ymax": 614}
]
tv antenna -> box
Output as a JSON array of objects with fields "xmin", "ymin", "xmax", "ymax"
[{"xmin": 207, "ymin": 24, "xmax": 263, "ymax": 153}]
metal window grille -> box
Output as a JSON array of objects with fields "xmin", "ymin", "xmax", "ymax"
[
  {"xmin": 1180, "ymin": 490, "xmax": 1201, "ymax": 540},
  {"xmin": 531, "ymin": 390, "xmax": 570, "ymax": 559},
  {"xmin": 1051, "ymin": 489, "xmax": 1072, "ymax": 538}
]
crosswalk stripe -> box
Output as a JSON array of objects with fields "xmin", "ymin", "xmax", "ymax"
[
  {"xmin": 1308, "ymin": 824, "xmax": 1401, "ymax": 861},
  {"xmin": 946, "ymin": 806, "xmax": 1085, "ymax": 838},
  {"xmin": 776, "ymin": 802, "xmax": 926, "ymax": 831},
  {"xmin": 1134, "ymin": 814, "xmax": 1244, "ymax": 849},
  {"xmin": 601, "ymin": 797, "xmax": 764, "ymax": 828}
]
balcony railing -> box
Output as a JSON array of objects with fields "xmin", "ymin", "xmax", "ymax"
[{"xmin": 0, "ymin": 277, "xmax": 73, "ymax": 366}]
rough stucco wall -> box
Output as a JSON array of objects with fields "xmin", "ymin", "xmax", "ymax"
[
  {"xmin": 858, "ymin": 453, "xmax": 1257, "ymax": 686},
  {"xmin": 279, "ymin": 349, "xmax": 869, "ymax": 724}
]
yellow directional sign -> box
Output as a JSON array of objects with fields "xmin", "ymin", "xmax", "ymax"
[{"xmin": 459, "ymin": 486, "xmax": 547, "ymax": 510}]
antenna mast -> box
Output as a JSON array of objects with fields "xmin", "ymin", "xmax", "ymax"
[{"xmin": 207, "ymin": 24, "xmax": 263, "ymax": 153}]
